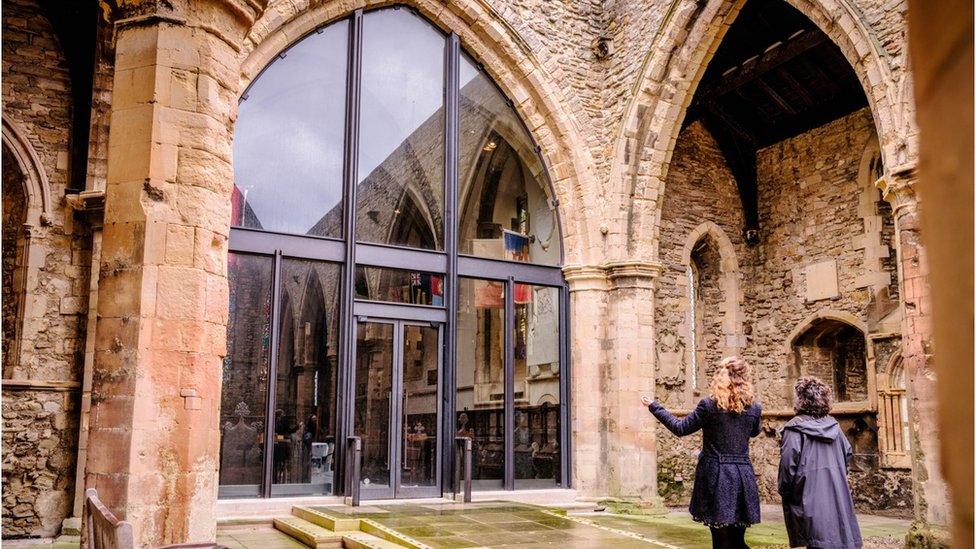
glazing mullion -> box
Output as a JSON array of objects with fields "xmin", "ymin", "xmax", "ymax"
[
  {"xmin": 560, "ymin": 285, "xmax": 571, "ymax": 488},
  {"xmin": 336, "ymin": 9, "xmax": 364, "ymax": 495},
  {"xmin": 443, "ymin": 32, "xmax": 460, "ymax": 494},
  {"xmin": 261, "ymin": 250, "xmax": 284, "ymax": 497},
  {"xmin": 504, "ymin": 276, "xmax": 515, "ymax": 490}
]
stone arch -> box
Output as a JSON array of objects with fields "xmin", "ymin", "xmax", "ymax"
[
  {"xmin": 239, "ymin": 0, "xmax": 599, "ymax": 265},
  {"xmin": 785, "ymin": 309, "xmax": 870, "ymax": 354},
  {"xmin": 613, "ymin": 0, "xmax": 912, "ymax": 262},
  {"xmin": 785, "ymin": 310, "xmax": 875, "ymax": 404},
  {"xmin": 1, "ymin": 118, "xmax": 55, "ymax": 379},
  {"xmin": 679, "ymin": 222, "xmax": 744, "ymax": 389},
  {"xmin": 1, "ymin": 118, "xmax": 53, "ymax": 228},
  {"xmin": 877, "ymin": 350, "xmax": 911, "ymax": 467}
]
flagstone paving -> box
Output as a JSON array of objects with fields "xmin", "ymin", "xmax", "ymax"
[{"xmin": 14, "ymin": 502, "xmax": 910, "ymax": 549}]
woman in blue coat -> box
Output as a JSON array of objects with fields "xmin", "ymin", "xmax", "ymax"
[
  {"xmin": 778, "ymin": 376, "xmax": 862, "ymax": 549},
  {"xmin": 642, "ymin": 356, "xmax": 762, "ymax": 549}
]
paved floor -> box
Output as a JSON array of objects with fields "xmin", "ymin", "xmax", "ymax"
[
  {"xmin": 303, "ymin": 502, "xmax": 910, "ymax": 548},
  {"xmin": 11, "ymin": 503, "xmax": 911, "ymax": 549},
  {"xmin": 309, "ymin": 502, "xmax": 659, "ymax": 548}
]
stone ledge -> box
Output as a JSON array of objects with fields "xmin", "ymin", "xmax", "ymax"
[{"xmin": 2, "ymin": 379, "xmax": 81, "ymax": 392}]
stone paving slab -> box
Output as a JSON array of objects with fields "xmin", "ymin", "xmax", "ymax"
[{"xmin": 307, "ymin": 501, "xmax": 679, "ymax": 548}]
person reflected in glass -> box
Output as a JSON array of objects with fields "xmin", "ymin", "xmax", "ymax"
[{"xmin": 641, "ymin": 356, "xmax": 761, "ymax": 549}]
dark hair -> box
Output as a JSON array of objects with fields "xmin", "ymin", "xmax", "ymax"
[{"xmin": 793, "ymin": 376, "xmax": 832, "ymax": 417}]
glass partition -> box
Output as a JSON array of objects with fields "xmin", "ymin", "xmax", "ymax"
[
  {"xmin": 456, "ymin": 278, "xmax": 506, "ymax": 488},
  {"xmin": 233, "ymin": 21, "xmax": 348, "ymax": 238},
  {"xmin": 355, "ymin": 266, "xmax": 444, "ymax": 306},
  {"xmin": 219, "ymin": 253, "xmax": 274, "ymax": 498},
  {"xmin": 513, "ymin": 284, "xmax": 562, "ymax": 488},
  {"xmin": 458, "ymin": 54, "xmax": 561, "ymax": 266},
  {"xmin": 226, "ymin": 7, "xmax": 567, "ymax": 499},
  {"xmin": 356, "ymin": 9, "xmax": 445, "ymax": 250},
  {"xmin": 270, "ymin": 260, "xmax": 342, "ymax": 496}
]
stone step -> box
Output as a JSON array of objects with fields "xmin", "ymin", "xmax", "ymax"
[
  {"xmin": 341, "ymin": 532, "xmax": 409, "ymax": 549},
  {"xmin": 292, "ymin": 506, "xmax": 362, "ymax": 532},
  {"xmin": 358, "ymin": 519, "xmax": 432, "ymax": 549},
  {"xmin": 273, "ymin": 516, "xmax": 344, "ymax": 549}
]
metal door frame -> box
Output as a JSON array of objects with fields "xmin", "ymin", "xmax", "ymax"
[{"xmin": 352, "ymin": 312, "xmax": 444, "ymax": 500}]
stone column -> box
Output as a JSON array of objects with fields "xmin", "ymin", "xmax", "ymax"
[
  {"xmin": 84, "ymin": 1, "xmax": 263, "ymax": 545},
  {"xmin": 879, "ymin": 170, "xmax": 949, "ymax": 540},
  {"xmin": 564, "ymin": 262, "xmax": 664, "ymax": 509},
  {"xmin": 564, "ymin": 265, "xmax": 609, "ymax": 496},
  {"xmin": 604, "ymin": 262, "xmax": 664, "ymax": 508}
]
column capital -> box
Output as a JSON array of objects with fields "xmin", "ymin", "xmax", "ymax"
[
  {"xmin": 877, "ymin": 166, "xmax": 919, "ymax": 215},
  {"xmin": 115, "ymin": 0, "xmax": 269, "ymax": 45},
  {"xmin": 563, "ymin": 260, "xmax": 664, "ymax": 292}
]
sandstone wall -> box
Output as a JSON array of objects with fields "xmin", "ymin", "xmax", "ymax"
[
  {"xmin": 1, "ymin": 0, "xmax": 90, "ymax": 537},
  {"xmin": 654, "ymin": 109, "xmax": 912, "ymax": 515}
]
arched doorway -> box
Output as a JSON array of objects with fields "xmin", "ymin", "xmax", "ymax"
[{"xmin": 221, "ymin": 6, "xmax": 568, "ymax": 500}]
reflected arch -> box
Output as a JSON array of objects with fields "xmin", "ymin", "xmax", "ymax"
[
  {"xmin": 224, "ymin": 5, "xmax": 572, "ymax": 500},
  {"xmin": 241, "ymin": 0, "xmax": 599, "ymax": 265}
]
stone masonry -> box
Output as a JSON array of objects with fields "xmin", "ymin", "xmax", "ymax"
[
  {"xmin": 1, "ymin": 0, "xmax": 951, "ymax": 544},
  {"xmin": 654, "ymin": 109, "xmax": 912, "ymax": 516},
  {"xmin": 2, "ymin": 0, "xmax": 92, "ymax": 538}
]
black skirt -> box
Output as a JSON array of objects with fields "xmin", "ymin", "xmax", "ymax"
[{"xmin": 689, "ymin": 452, "xmax": 761, "ymax": 528}]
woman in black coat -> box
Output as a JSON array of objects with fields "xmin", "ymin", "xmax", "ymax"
[
  {"xmin": 778, "ymin": 376, "xmax": 862, "ymax": 549},
  {"xmin": 642, "ymin": 356, "xmax": 762, "ymax": 549}
]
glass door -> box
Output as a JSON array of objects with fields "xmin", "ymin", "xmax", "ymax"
[{"xmin": 354, "ymin": 318, "xmax": 442, "ymax": 499}]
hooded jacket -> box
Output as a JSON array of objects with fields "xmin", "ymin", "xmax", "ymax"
[{"xmin": 778, "ymin": 415, "xmax": 863, "ymax": 549}]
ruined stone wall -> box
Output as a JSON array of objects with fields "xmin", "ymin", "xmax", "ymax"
[
  {"xmin": 654, "ymin": 122, "xmax": 748, "ymax": 406},
  {"xmin": 749, "ymin": 108, "xmax": 897, "ymax": 402},
  {"xmin": 653, "ymin": 109, "xmax": 911, "ymax": 514},
  {"xmin": 1, "ymin": 0, "xmax": 89, "ymax": 537}
]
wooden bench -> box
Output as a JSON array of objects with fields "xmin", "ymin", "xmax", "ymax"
[{"xmin": 84, "ymin": 489, "xmax": 227, "ymax": 549}]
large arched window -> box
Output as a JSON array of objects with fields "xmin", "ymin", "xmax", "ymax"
[{"xmin": 222, "ymin": 6, "xmax": 567, "ymax": 500}]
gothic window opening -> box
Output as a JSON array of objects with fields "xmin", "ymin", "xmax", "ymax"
[
  {"xmin": 1, "ymin": 143, "xmax": 27, "ymax": 378},
  {"xmin": 878, "ymin": 354, "xmax": 911, "ymax": 468},
  {"xmin": 689, "ymin": 235, "xmax": 724, "ymax": 387},
  {"xmin": 224, "ymin": 6, "xmax": 567, "ymax": 499},
  {"xmin": 790, "ymin": 318, "xmax": 869, "ymax": 403}
]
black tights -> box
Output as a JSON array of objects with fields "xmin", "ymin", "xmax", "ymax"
[{"xmin": 709, "ymin": 526, "xmax": 748, "ymax": 549}]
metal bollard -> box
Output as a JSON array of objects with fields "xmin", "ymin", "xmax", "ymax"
[
  {"xmin": 454, "ymin": 437, "xmax": 472, "ymax": 503},
  {"xmin": 345, "ymin": 436, "xmax": 361, "ymax": 506}
]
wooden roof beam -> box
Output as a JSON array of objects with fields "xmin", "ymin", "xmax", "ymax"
[{"xmin": 698, "ymin": 29, "xmax": 828, "ymax": 100}]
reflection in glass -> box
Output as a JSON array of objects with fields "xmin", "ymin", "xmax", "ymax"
[
  {"xmin": 400, "ymin": 324, "xmax": 440, "ymax": 489},
  {"xmin": 354, "ymin": 322, "xmax": 394, "ymax": 488},
  {"xmin": 233, "ymin": 20, "xmax": 348, "ymax": 238},
  {"xmin": 270, "ymin": 260, "xmax": 341, "ymax": 496},
  {"xmin": 458, "ymin": 54, "xmax": 561, "ymax": 266},
  {"xmin": 356, "ymin": 9, "xmax": 445, "ymax": 250},
  {"xmin": 456, "ymin": 278, "xmax": 506, "ymax": 488},
  {"xmin": 219, "ymin": 254, "xmax": 274, "ymax": 498},
  {"xmin": 355, "ymin": 266, "xmax": 444, "ymax": 306},
  {"xmin": 514, "ymin": 284, "xmax": 561, "ymax": 488}
]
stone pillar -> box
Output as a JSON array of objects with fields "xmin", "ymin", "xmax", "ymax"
[
  {"xmin": 564, "ymin": 265, "xmax": 609, "ymax": 496},
  {"xmin": 84, "ymin": 1, "xmax": 263, "ymax": 545},
  {"xmin": 879, "ymin": 171, "xmax": 949, "ymax": 541},
  {"xmin": 564, "ymin": 262, "xmax": 664, "ymax": 509}
]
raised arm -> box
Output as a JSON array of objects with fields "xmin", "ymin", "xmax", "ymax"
[{"xmin": 648, "ymin": 398, "xmax": 708, "ymax": 437}]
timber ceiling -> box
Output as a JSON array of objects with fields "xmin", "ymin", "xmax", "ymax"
[{"xmin": 683, "ymin": 0, "xmax": 869, "ymax": 237}]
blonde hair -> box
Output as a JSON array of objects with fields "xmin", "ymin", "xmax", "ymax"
[{"xmin": 709, "ymin": 356, "xmax": 755, "ymax": 413}]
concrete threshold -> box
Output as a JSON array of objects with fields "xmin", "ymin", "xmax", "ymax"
[{"xmin": 216, "ymin": 488, "xmax": 580, "ymax": 522}]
